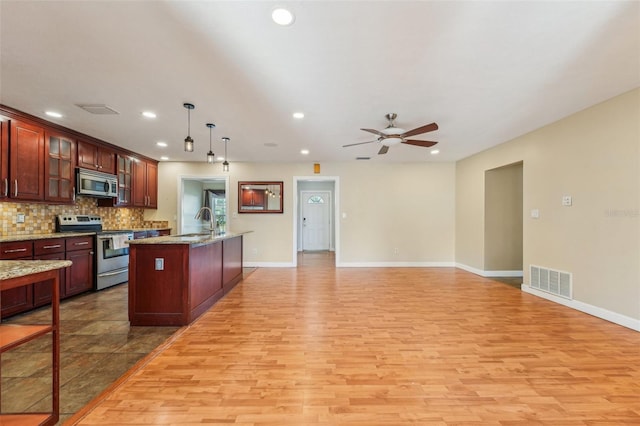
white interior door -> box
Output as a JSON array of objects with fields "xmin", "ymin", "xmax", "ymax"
[{"xmin": 301, "ymin": 191, "xmax": 331, "ymax": 251}]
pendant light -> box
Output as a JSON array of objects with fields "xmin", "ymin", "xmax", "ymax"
[
  {"xmin": 206, "ymin": 123, "xmax": 216, "ymax": 163},
  {"xmin": 183, "ymin": 103, "xmax": 195, "ymax": 152},
  {"xmin": 222, "ymin": 137, "xmax": 230, "ymax": 171}
]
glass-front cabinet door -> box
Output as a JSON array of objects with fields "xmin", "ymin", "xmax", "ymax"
[
  {"xmin": 117, "ymin": 155, "xmax": 132, "ymax": 206},
  {"xmin": 45, "ymin": 131, "xmax": 76, "ymax": 203}
]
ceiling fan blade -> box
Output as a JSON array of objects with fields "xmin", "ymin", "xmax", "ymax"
[
  {"xmin": 361, "ymin": 128, "xmax": 386, "ymax": 137},
  {"xmin": 400, "ymin": 122, "xmax": 439, "ymax": 138},
  {"xmin": 378, "ymin": 145, "xmax": 389, "ymax": 155},
  {"xmin": 402, "ymin": 140, "xmax": 438, "ymax": 148},
  {"xmin": 343, "ymin": 140, "xmax": 377, "ymax": 147}
]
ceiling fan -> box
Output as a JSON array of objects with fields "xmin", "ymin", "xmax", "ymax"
[{"xmin": 343, "ymin": 113, "xmax": 439, "ymax": 155}]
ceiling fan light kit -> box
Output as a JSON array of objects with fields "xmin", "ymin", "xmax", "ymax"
[{"xmin": 344, "ymin": 113, "xmax": 439, "ymax": 155}]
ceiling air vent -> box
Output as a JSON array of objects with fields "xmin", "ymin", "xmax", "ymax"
[
  {"xmin": 356, "ymin": 157, "xmax": 371, "ymax": 160},
  {"xmin": 75, "ymin": 104, "xmax": 119, "ymax": 115}
]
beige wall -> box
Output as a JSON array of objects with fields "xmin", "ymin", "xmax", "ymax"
[
  {"xmin": 457, "ymin": 88, "xmax": 639, "ymax": 320},
  {"xmin": 148, "ymin": 161, "xmax": 456, "ymax": 266},
  {"xmin": 484, "ymin": 162, "xmax": 523, "ymax": 271}
]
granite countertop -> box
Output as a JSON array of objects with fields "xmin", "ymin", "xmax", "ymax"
[
  {"xmin": 0, "ymin": 259, "xmax": 73, "ymax": 281},
  {"xmin": 0, "ymin": 228, "xmax": 171, "ymax": 243},
  {"xmin": 0, "ymin": 232, "xmax": 96, "ymax": 243},
  {"xmin": 104, "ymin": 228, "xmax": 171, "ymax": 232},
  {"xmin": 127, "ymin": 230, "xmax": 251, "ymax": 248}
]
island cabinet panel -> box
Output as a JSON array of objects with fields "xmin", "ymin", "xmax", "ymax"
[
  {"xmin": 189, "ymin": 242, "xmax": 223, "ymax": 321},
  {"xmin": 129, "ymin": 245, "xmax": 189, "ymax": 326},
  {"xmin": 222, "ymin": 236, "xmax": 243, "ymax": 292},
  {"xmin": 128, "ymin": 235, "xmax": 244, "ymax": 326}
]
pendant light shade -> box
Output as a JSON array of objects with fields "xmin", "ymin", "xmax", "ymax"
[
  {"xmin": 183, "ymin": 103, "xmax": 195, "ymax": 152},
  {"xmin": 222, "ymin": 137, "xmax": 230, "ymax": 172},
  {"xmin": 206, "ymin": 123, "xmax": 216, "ymax": 163}
]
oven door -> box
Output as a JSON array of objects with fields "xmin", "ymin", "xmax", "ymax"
[{"xmin": 96, "ymin": 233, "xmax": 131, "ymax": 274}]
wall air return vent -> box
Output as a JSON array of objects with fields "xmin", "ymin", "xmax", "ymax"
[
  {"xmin": 75, "ymin": 104, "xmax": 119, "ymax": 115},
  {"xmin": 530, "ymin": 265, "xmax": 572, "ymax": 299}
]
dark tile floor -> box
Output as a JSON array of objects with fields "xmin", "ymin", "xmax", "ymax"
[{"xmin": 1, "ymin": 283, "xmax": 180, "ymax": 424}]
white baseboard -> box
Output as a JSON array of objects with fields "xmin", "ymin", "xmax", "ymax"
[
  {"xmin": 244, "ymin": 261, "xmax": 295, "ymax": 268},
  {"xmin": 336, "ymin": 261, "xmax": 456, "ymax": 268},
  {"xmin": 456, "ymin": 263, "xmax": 523, "ymax": 277},
  {"xmin": 522, "ymin": 284, "xmax": 640, "ymax": 332}
]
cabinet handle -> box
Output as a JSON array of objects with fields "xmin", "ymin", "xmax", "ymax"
[
  {"xmin": 4, "ymin": 248, "xmax": 27, "ymax": 253},
  {"xmin": 73, "ymin": 187, "xmax": 76, "ymax": 202},
  {"xmin": 74, "ymin": 241, "xmax": 89, "ymax": 246},
  {"xmin": 3, "ymin": 178, "xmax": 7, "ymax": 197},
  {"xmin": 14, "ymin": 179, "xmax": 18, "ymax": 197},
  {"xmin": 43, "ymin": 244, "xmax": 62, "ymax": 249}
]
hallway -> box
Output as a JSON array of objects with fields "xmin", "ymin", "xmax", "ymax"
[{"xmin": 69, "ymin": 259, "xmax": 640, "ymax": 424}]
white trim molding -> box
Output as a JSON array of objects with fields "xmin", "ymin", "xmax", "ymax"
[
  {"xmin": 244, "ymin": 261, "xmax": 296, "ymax": 268},
  {"xmin": 522, "ymin": 284, "xmax": 640, "ymax": 332},
  {"xmin": 456, "ymin": 263, "xmax": 523, "ymax": 278},
  {"xmin": 337, "ymin": 261, "xmax": 456, "ymax": 268}
]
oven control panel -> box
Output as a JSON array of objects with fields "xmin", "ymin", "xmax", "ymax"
[{"xmin": 57, "ymin": 214, "xmax": 103, "ymax": 225}]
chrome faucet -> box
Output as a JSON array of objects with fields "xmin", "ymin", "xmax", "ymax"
[{"xmin": 194, "ymin": 206, "xmax": 217, "ymax": 235}]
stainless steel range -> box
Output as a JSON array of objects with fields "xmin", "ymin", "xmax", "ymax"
[{"xmin": 56, "ymin": 214, "xmax": 133, "ymax": 290}]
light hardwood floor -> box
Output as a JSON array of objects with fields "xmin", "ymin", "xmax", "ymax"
[{"xmin": 69, "ymin": 252, "xmax": 640, "ymax": 425}]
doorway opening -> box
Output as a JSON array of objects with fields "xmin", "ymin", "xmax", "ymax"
[
  {"xmin": 484, "ymin": 161, "xmax": 523, "ymax": 277},
  {"xmin": 293, "ymin": 176, "xmax": 340, "ymax": 267},
  {"xmin": 177, "ymin": 176, "xmax": 229, "ymax": 235}
]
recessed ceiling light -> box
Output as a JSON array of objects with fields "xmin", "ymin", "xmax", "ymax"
[
  {"xmin": 272, "ymin": 8, "xmax": 295, "ymax": 26},
  {"xmin": 430, "ymin": 149, "xmax": 440, "ymax": 155},
  {"xmin": 45, "ymin": 111, "xmax": 62, "ymax": 118},
  {"xmin": 300, "ymin": 149, "xmax": 309, "ymax": 155},
  {"xmin": 156, "ymin": 141, "xmax": 167, "ymax": 147},
  {"xmin": 160, "ymin": 156, "xmax": 169, "ymax": 161},
  {"xmin": 293, "ymin": 112, "xmax": 304, "ymax": 119},
  {"xmin": 142, "ymin": 111, "xmax": 157, "ymax": 118}
]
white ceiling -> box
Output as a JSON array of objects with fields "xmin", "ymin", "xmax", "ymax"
[{"xmin": 1, "ymin": 1, "xmax": 638, "ymax": 164}]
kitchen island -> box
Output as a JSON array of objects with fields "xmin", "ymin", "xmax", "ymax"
[{"xmin": 127, "ymin": 232, "xmax": 249, "ymax": 326}]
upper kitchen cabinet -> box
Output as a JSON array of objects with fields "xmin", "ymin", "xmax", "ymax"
[
  {"xmin": 132, "ymin": 158, "xmax": 157, "ymax": 209},
  {"xmin": 0, "ymin": 119, "xmax": 8, "ymax": 199},
  {"xmin": 77, "ymin": 139, "xmax": 116, "ymax": 174},
  {"xmin": 9, "ymin": 119, "xmax": 45, "ymax": 201},
  {"xmin": 44, "ymin": 130, "xmax": 76, "ymax": 203},
  {"xmin": 98, "ymin": 153, "xmax": 133, "ymax": 207}
]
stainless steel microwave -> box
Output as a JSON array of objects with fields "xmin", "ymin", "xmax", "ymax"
[{"xmin": 76, "ymin": 168, "xmax": 117, "ymax": 198}]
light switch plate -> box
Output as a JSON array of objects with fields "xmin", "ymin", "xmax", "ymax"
[
  {"xmin": 16, "ymin": 213, "xmax": 25, "ymax": 223},
  {"xmin": 562, "ymin": 195, "xmax": 572, "ymax": 206},
  {"xmin": 531, "ymin": 209, "xmax": 540, "ymax": 219}
]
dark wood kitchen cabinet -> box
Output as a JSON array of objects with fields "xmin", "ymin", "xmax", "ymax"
[
  {"xmin": 33, "ymin": 238, "xmax": 66, "ymax": 307},
  {"xmin": 241, "ymin": 188, "xmax": 265, "ymax": 208},
  {"xmin": 0, "ymin": 119, "xmax": 8, "ymax": 199},
  {"xmin": 77, "ymin": 140, "xmax": 115, "ymax": 174},
  {"xmin": 45, "ymin": 130, "xmax": 76, "ymax": 203},
  {"xmin": 97, "ymin": 154, "xmax": 133, "ymax": 207},
  {"xmin": 0, "ymin": 240, "xmax": 35, "ymax": 318},
  {"xmin": 133, "ymin": 158, "xmax": 157, "ymax": 209},
  {"xmin": 9, "ymin": 119, "xmax": 45, "ymax": 201},
  {"xmin": 64, "ymin": 236, "xmax": 94, "ymax": 297}
]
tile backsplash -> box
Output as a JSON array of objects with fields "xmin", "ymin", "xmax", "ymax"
[{"xmin": 0, "ymin": 197, "xmax": 169, "ymax": 235}]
